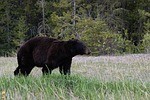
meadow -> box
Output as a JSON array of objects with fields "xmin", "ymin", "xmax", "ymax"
[{"xmin": 0, "ymin": 54, "xmax": 150, "ymax": 100}]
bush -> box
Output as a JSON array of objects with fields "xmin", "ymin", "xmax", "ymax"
[
  {"xmin": 50, "ymin": 15, "xmax": 137, "ymax": 55},
  {"xmin": 141, "ymin": 33, "xmax": 150, "ymax": 53},
  {"xmin": 75, "ymin": 18, "xmax": 134, "ymax": 55},
  {"xmin": 141, "ymin": 20, "xmax": 150, "ymax": 53},
  {"xmin": 82, "ymin": 31, "xmax": 133, "ymax": 55}
]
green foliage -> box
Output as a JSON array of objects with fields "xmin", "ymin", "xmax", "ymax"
[
  {"xmin": 51, "ymin": 11, "xmax": 73, "ymax": 38},
  {"xmin": 13, "ymin": 16, "xmax": 28, "ymax": 47},
  {"xmin": 82, "ymin": 31, "xmax": 127, "ymax": 55},
  {"xmin": 142, "ymin": 33, "xmax": 150, "ymax": 53},
  {"xmin": 0, "ymin": 0, "xmax": 38, "ymax": 56},
  {"xmin": 141, "ymin": 20, "xmax": 150, "ymax": 53},
  {"xmin": 0, "ymin": 0, "xmax": 15, "ymax": 56},
  {"xmin": 0, "ymin": 0, "xmax": 150, "ymax": 56}
]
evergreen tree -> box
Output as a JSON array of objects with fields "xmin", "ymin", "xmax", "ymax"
[{"xmin": 0, "ymin": 0, "xmax": 149, "ymax": 56}]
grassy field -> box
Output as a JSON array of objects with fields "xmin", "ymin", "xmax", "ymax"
[{"xmin": 0, "ymin": 54, "xmax": 150, "ymax": 100}]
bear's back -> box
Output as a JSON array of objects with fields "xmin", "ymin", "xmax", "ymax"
[
  {"xmin": 22, "ymin": 37, "xmax": 56, "ymax": 50},
  {"xmin": 17, "ymin": 37, "xmax": 57, "ymax": 66}
]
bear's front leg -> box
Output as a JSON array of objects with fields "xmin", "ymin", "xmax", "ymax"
[
  {"xmin": 59, "ymin": 59, "xmax": 72, "ymax": 75},
  {"xmin": 59, "ymin": 66, "xmax": 71, "ymax": 75}
]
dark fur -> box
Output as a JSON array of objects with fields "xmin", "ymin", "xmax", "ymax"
[{"xmin": 14, "ymin": 37, "xmax": 90, "ymax": 76}]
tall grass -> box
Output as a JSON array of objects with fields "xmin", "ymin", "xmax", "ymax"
[
  {"xmin": 0, "ymin": 54, "xmax": 150, "ymax": 100},
  {"xmin": 0, "ymin": 75, "xmax": 149, "ymax": 100}
]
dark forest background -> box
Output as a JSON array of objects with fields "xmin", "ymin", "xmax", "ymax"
[{"xmin": 0, "ymin": 0, "xmax": 150, "ymax": 56}]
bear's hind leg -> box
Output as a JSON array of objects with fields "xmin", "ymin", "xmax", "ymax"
[
  {"xmin": 14, "ymin": 65, "xmax": 34, "ymax": 76},
  {"xmin": 21, "ymin": 66, "xmax": 34, "ymax": 76},
  {"xmin": 14, "ymin": 66, "xmax": 20, "ymax": 76}
]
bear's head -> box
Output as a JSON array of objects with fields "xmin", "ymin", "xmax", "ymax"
[{"xmin": 67, "ymin": 39, "xmax": 91, "ymax": 56}]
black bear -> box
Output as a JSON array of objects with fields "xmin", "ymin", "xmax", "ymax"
[{"xmin": 14, "ymin": 37, "xmax": 90, "ymax": 76}]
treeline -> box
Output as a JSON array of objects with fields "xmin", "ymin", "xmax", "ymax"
[{"xmin": 0, "ymin": 0, "xmax": 150, "ymax": 56}]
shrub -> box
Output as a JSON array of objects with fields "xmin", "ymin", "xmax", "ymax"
[
  {"xmin": 141, "ymin": 20, "xmax": 150, "ymax": 53},
  {"xmin": 142, "ymin": 33, "xmax": 150, "ymax": 53}
]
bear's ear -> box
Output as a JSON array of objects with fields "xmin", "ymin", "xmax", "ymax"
[
  {"xmin": 69, "ymin": 38, "xmax": 78, "ymax": 41},
  {"xmin": 68, "ymin": 39, "xmax": 77, "ymax": 45},
  {"xmin": 69, "ymin": 38, "xmax": 79, "ymax": 43}
]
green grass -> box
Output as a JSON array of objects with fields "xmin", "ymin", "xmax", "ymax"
[
  {"xmin": 0, "ymin": 54, "xmax": 150, "ymax": 100},
  {"xmin": 0, "ymin": 75, "xmax": 150, "ymax": 100}
]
